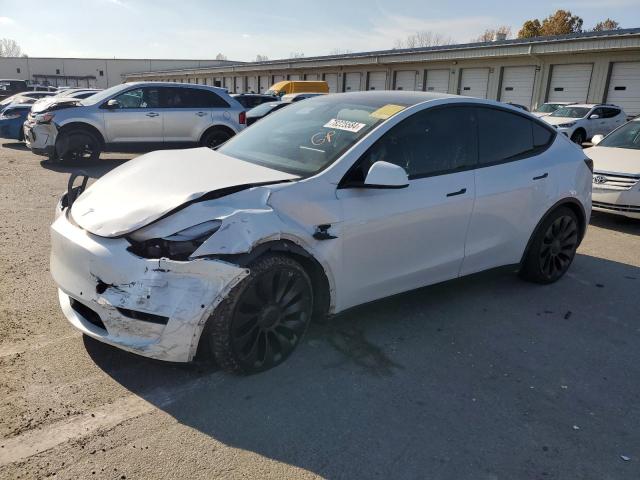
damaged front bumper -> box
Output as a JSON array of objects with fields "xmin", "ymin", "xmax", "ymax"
[
  {"xmin": 23, "ymin": 120, "xmax": 57, "ymax": 156},
  {"xmin": 51, "ymin": 212, "xmax": 249, "ymax": 362}
]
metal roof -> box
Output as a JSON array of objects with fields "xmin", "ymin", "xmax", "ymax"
[{"xmin": 125, "ymin": 27, "xmax": 640, "ymax": 77}]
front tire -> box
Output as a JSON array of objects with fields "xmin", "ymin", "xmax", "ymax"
[
  {"xmin": 206, "ymin": 254, "xmax": 313, "ymax": 374},
  {"xmin": 570, "ymin": 129, "xmax": 585, "ymax": 146},
  {"xmin": 56, "ymin": 131, "xmax": 101, "ymax": 163},
  {"xmin": 520, "ymin": 207, "xmax": 580, "ymax": 284}
]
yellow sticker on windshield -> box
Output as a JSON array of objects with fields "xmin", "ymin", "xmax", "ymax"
[{"xmin": 370, "ymin": 104, "xmax": 406, "ymax": 120}]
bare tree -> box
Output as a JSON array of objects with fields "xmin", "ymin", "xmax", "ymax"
[
  {"xmin": 473, "ymin": 26, "xmax": 512, "ymax": 42},
  {"xmin": 255, "ymin": 54, "xmax": 269, "ymax": 62},
  {"xmin": 0, "ymin": 38, "xmax": 23, "ymax": 57},
  {"xmin": 289, "ymin": 52, "xmax": 305, "ymax": 59},
  {"xmin": 215, "ymin": 53, "xmax": 228, "ymax": 61},
  {"xmin": 329, "ymin": 48, "xmax": 353, "ymax": 55},
  {"xmin": 394, "ymin": 31, "xmax": 454, "ymax": 49}
]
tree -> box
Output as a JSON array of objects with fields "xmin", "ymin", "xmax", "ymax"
[
  {"xmin": 0, "ymin": 38, "xmax": 23, "ymax": 57},
  {"xmin": 518, "ymin": 19, "xmax": 542, "ymax": 38},
  {"xmin": 289, "ymin": 52, "xmax": 305, "ymax": 58},
  {"xmin": 474, "ymin": 26, "xmax": 512, "ymax": 42},
  {"xmin": 215, "ymin": 53, "xmax": 227, "ymax": 61},
  {"xmin": 394, "ymin": 31, "xmax": 453, "ymax": 49},
  {"xmin": 255, "ymin": 54, "xmax": 269, "ymax": 62},
  {"xmin": 593, "ymin": 18, "xmax": 620, "ymax": 31},
  {"xmin": 329, "ymin": 48, "xmax": 353, "ymax": 55},
  {"xmin": 517, "ymin": 10, "xmax": 583, "ymax": 38}
]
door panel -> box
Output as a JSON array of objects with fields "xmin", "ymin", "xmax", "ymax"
[
  {"xmin": 160, "ymin": 87, "xmax": 226, "ymax": 143},
  {"xmin": 103, "ymin": 87, "xmax": 162, "ymax": 143}
]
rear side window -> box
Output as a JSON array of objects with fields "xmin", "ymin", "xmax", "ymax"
[
  {"xmin": 533, "ymin": 122, "xmax": 553, "ymax": 148},
  {"xmin": 162, "ymin": 88, "xmax": 229, "ymax": 108},
  {"xmin": 602, "ymin": 107, "xmax": 621, "ymax": 118},
  {"xmin": 477, "ymin": 107, "xmax": 542, "ymax": 165}
]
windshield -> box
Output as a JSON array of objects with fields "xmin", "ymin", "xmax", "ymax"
[
  {"xmin": 80, "ymin": 84, "xmax": 129, "ymax": 106},
  {"xmin": 219, "ymin": 95, "xmax": 408, "ymax": 176},
  {"xmin": 247, "ymin": 102, "xmax": 282, "ymax": 116},
  {"xmin": 550, "ymin": 106, "xmax": 590, "ymax": 118},
  {"xmin": 537, "ymin": 103, "xmax": 565, "ymax": 113},
  {"xmin": 600, "ymin": 121, "xmax": 640, "ymax": 150}
]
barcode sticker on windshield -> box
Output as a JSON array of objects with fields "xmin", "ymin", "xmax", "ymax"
[{"xmin": 323, "ymin": 118, "xmax": 366, "ymax": 133}]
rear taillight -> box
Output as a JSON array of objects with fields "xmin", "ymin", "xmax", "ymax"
[
  {"xmin": 584, "ymin": 158, "xmax": 594, "ymax": 173},
  {"xmin": 239, "ymin": 111, "xmax": 246, "ymax": 125}
]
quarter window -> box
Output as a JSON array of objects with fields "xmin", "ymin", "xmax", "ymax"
[{"xmin": 161, "ymin": 88, "xmax": 229, "ymax": 108}]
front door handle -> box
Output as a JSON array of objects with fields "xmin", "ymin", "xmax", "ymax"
[
  {"xmin": 446, "ymin": 188, "xmax": 467, "ymax": 197},
  {"xmin": 146, "ymin": 112, "xmax": 159, "ymax": 117},
  {"xmin": 533, "ymin": 173, "xmax": 548, "ymax": 180},
  {"xmin": 196, "ymin": 112, "xmax": 208, "ymax": 117}
]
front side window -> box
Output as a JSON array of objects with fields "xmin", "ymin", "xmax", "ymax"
[
  {"xmin": 346, "ymin": 106, "xmax": 478, "ymax": 183},
  {"xmin": 113, "ymin": 87, "xmax": 160, "ymax": 109},
  {"xmin": 536, "ymin": 103, "xmax": 564, "ymax": 113},
  {"xmin": 600, "ymin": 121, "xmax": 640, "ymax": 150}
]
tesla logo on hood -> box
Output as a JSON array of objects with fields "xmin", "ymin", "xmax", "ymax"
[{"xmin": 593, "ymin": 175, "xmax": 608, "ymax": 185}]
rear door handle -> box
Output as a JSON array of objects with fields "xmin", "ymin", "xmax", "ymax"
[
  {"xmin": 533, "ymin": 173, "xmax": 548, "ymax": 180},
  {"xmin": 446, "ymin": 188, "xmax": 467, "ymax": 197},
  {"xmin": 146, "ymin": 112, "xmax": 159, "ymax": 117},
  {"xmin": 196, "ymin": 112, "xmax": 207, "ymax": 117}
]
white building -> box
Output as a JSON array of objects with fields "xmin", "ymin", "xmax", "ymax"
[
  {"xmin": 125, "ymin": 28, "xmax": 640, "ymax": 116},
  {"xmin": 0, "ymin": 57, "xmax": 241, "ymax": 89}
]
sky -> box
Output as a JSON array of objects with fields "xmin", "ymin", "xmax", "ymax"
[{"xmin": 1, "ymin": 0, "xmax": 640, "ymax": 61}]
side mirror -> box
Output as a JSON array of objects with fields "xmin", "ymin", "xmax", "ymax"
[
  {"xmin": 104, "ymin": 99, "xmax": 120, "ymax": 110},
  {"xmin": 589, "ymin": 114, "xmax": 600, "ymax": 119},
  {"xmin": 364, "ymin": 161, "xmax": 409, "ymax": 189},
  {"xmin": 592, "ymin": 134, "xmax": 604, "ymax": 146}
]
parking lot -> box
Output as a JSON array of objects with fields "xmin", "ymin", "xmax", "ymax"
[{"xmin": 0, "ymin": 140, "xmax": 639, "ymax": 479}]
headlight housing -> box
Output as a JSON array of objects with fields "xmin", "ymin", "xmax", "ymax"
[
  {"xmin": 34, "ymin": 112, "xmax": 55, "ymax": 124},
  {"xmin": 557, "ymin": 122, "xmax": 576, "ymax": 128},
  {"xmin": 127, "ymin": 220, "xmax": 222, "ymax": 260}
]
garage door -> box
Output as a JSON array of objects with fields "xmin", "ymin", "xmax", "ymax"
[
  {"xmin": 288, "ymin": 74, "xmax": 302, "ymax": 81},
  {"xmin": 367, "ymin": 71, "xmax": 387, "ymax": 91},
  {"xmin": 395, "ymin": 71, "xmax": 417, "ymax": 91},
  {"xmin": 259, "ymin": 76, "xmax": 269, "ymax": 93},
  {"xmin": 223, "ymin": 77, "xmax": 232, "ymax": 91},
  {"xmin": 424, "ymin": 69, "xmax": 449, "ymax": 93},
  {"xmin": 344, "ymin": 73, "xmax": 362, "ymax": 92},
  {"xmin": 459, "ymin": 68, "xmax": 490, "ymax": 98},
  {"xmin": 234, "ymin": 76, "xmax": 245, "ymax": 93},
  {"xmin": 324, "ymin": 73, "xmax": 339, "ymax": 93},
  {"xmin": 305, "ymin": 73, "xmax": 319, "ymax": 81},
  {"xmin": 500, "ymin": 66, "xmax": 536, "ymax": 108},
  {"xmin": 273, "ymin": 75, "xmax": 285, "ymax": 84},
  {"xmin": 547, "ymin": 64, "xmax": 593, "ymax": 103},
  {"xmin": 606, "ymin": 62, "xmax": 640, "ymax": 117},
  {"xmin": 246, "ymin": 76, "xmax": 257, "ymax": 93}
]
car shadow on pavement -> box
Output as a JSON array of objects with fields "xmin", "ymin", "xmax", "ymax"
[
  {"xmin": 1, "ymin": 141, "xmax": 29, "ymax": 151},
  {"xmin": 39, "ymin": 158, "xmax": 129, "ymax": 179},
  {"xmin": 590, "ymin": 211, "xmax": 640, "ymax": 236},
  {"xmin": 85, "ymin": 254, "xmax": 640, "ymax": 479}
]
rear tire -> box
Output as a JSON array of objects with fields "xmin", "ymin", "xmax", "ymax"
[
  {"xmin": 570, "ymin": 129, "xmax": 585, "ymax": 146},
  {"xmin": 200, "ymin": 128, "xmax": 233, "ymax": 149},
  {"xmin": 56, "ymin": 131, "xmax": 101, "ymax": 163},
  {"xmin": 205, "ymin": 254, "xmax": 313, "ymax": 374},
  {"xmin": 519, "ymin": 207, "xmax": 580, "ymax": 284}
]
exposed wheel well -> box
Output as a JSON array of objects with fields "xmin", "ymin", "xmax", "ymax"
[
  {"xmin": 212, "ymin": 240, "xmax": 332, "ymax": 321},
  {"xmin": 572, "ymin": 127, "xmax": 586, "ymax": 139},
  {"xmin": 520, "ymin": 199, "xmax": 587, "ymax": 267},
  {"xmin": 200, "ymin": 125, "xmax": 236, "ymax": 144},
  {"xmin": 58, "ymin": 123, "xmax": 105, "ymax": 148}
]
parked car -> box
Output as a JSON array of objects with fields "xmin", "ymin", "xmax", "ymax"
[
  {"xmin": 532, "ymin": 102, "xmax": 575, "ymax": 118},
  {"xmin": 265, "ymin": 80, "xmax": 329, "ymax": 98},
  {"xmin": 507, "ymin": 102, "xmax": 529, "ymax": 112},
  {"xmin": 245, "ymin": 101, "xmax": 289, "ymax": 126},
  {"xmin": 281, "ymin": 92, "xmax": 326, "ymax": 102},
  {"xmin": 50, "ymin": 92, "xmax": 591, "ymax": 374},
  {"xmin": 542, "ymin": 104, "xmax": 627, "ymax": 144},
  {"xmin": 0, "ymin": 79, "xmax": 28, "ymax": 101},
  {"xmin": 0, "ymin": 103, "xmax": 32, "ymax": 140},
  {"xmin": 26, "ymin": 84, "xmax": 59, "ymax": 92},
  {"xmin": 231, "ymin": 93, "xmax": 278, "ymax": 110},
  {"xmin": 0, "ymin": 91, "xmax": 56, "ymax": 107},
  {"xmin": 24, "ymin": 82, "xmax": 246, "ymax": 162},
  {"xmin": 31, "ymin": 89, "xmax": 101, "ymax": 109},
  {"xmin": 586, "ymin": 118, "xmax": 640, "ymax": 219}
]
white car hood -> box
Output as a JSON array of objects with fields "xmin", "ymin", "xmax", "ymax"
[
  {"xmin": 532, "ymin": 112, "xmax": 551, "ymax": 118},
  {"xmin": 585, "ymin": 146, "xmax": 640, "ymax": 176},
  {"xmin": 71, "ymin": 147, "xmax": 298, "ymax": 237},
  {"xmin": 543, "ymin": 116, "xmax": 580, "ymax": 126}
]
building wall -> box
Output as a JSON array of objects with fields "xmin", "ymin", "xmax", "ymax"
[{"xmin": 0, "ymin": 57, "xmax": 236, "ymax": 88}]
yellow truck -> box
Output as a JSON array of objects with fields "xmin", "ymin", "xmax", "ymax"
[{"xmin": 265, "ymin": 80, "xmax": 329, "ymax": 98}]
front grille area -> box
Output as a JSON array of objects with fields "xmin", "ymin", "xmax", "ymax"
[
  {"xmin": 593, "ymin": 201, "xmax": 640, "ymax": 213},
  {"xmin": 593, "ymin": 171, "xmax": 640, "ymax": 191},
  {"xmin": 116, "ymin": 308, "xmax": 169, "ymax": 325},
  {"xmin": 70, "ymin": 298, "xmax": 107, "ymax": 330}
]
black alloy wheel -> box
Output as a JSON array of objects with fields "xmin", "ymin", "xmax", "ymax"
[
  {"xmin": 202, "ymin": 129, "xmax": 232, "ymax": 149},
  {"xmin": 538, "ymin": 215, "xmax": 579, "ymax": 280},
  {"xmin": 206, "ymin": 254, "xmax": 313, "ymax": 374}
]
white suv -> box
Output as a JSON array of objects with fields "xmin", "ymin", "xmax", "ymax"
[
  {"xmin": 543, "ymin": 104, "xmax": 627, "ymax": 145},
  {"xmin": 50, "ymin": 92, "xmax": 592, "ymax": 374},
  {"xmin": 24, "ymin": 82, "xmax": 246, "ymax": 162}
]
